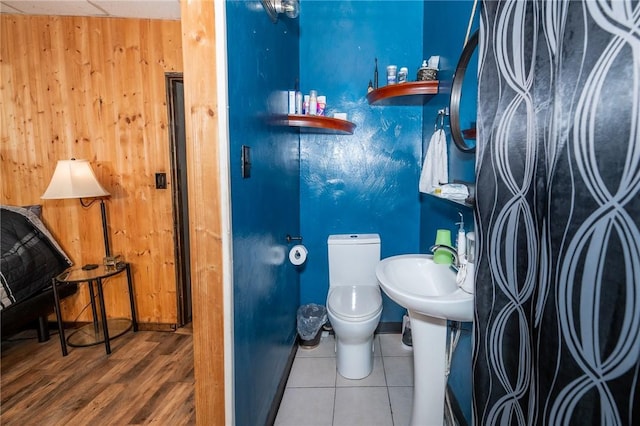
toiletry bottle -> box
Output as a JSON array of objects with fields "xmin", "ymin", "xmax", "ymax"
[
  {"xmin": 288, "ymin": 91, "xmax": 296, "ymax": 114},
  {"xmin": 317, "ymin": 96, "xmax": 326, "ymax": 116},
  {"xmin": 295, "ymin": 90, "xmax": 302, "ymax": 114},
  {"xmin": 309, "ymin": 90, "xmax": 318, "ymax": 115},
  {"xmin": 398, "ymin": 67, "xmax": 408, "ymax": 83},
  {"xmin": 456, "ymin": 213, "xmax": 466, "ymax": 262},
  {"xmin": 466, "ymin": 232, "xmax": 475, "ymax": 264},
  {"xmin": 387, "ymin": 65, "xmax": 397, "ymax": 85},
  {"xmin": 462, "ymin": 232, "xmax": 475, "ymax": 294},
  {"xmin": 374, "ymin": 58, "xmax": 379, "ymax": 89},
  {"xmin": 303, "ymin": 95, "xmax": 310, "ymax": 115}
]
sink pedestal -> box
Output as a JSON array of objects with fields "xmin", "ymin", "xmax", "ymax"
[
  {"xmin": 375, "ymin": 254, "xmax": 473, "ymax": 426},
  {"xmin": 408, "ymin": 310, "xmax": 447, "ymax": 426}
]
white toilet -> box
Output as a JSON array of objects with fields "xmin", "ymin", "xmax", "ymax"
[{"xmin": 326, "ymin": 233, "xmax": 383, "ymax": 379}]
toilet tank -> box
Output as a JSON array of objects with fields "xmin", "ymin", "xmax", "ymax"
[{"xmin": 328, "ymin": 234, "xmax": 381, "ymax": 287}]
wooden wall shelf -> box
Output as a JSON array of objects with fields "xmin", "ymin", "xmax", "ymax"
[
  {"xmin": 367, "ymin": 81, "xmax": 440, "ymax": 106},
  {"xmin": 462, "ymin": 128, "xmax": 476, "ymax": 139},
  {"xmin": 279, "ymin": 114, "xmax": 356, "ymax": 135}
]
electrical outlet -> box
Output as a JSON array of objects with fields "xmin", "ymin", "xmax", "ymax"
[{"xmin": 155, "ymin": 172, "xmax": 167, "ymax": 189}]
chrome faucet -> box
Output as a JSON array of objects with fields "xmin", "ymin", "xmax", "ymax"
[{"xmin": 429, "ymin": 244, "xmax": 460, "ymax": 270}]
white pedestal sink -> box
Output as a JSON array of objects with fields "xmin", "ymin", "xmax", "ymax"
[{"xmin": 375, "ymin": 254, "xmax": 473, "ymax": 426}]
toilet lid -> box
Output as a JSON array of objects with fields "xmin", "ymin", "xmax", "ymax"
[{"xmin": 328, "ymin": 286, "xmax": 382, "ymax": 320}]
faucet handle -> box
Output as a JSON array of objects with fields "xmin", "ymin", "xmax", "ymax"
[{"xmin": 430, "ymin": 244, "xmax": 458, "ymax": 267}]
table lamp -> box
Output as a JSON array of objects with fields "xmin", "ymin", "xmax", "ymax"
[{"xmin": 41, "ymin": 158, "xmax": 116, "ymax": 269}]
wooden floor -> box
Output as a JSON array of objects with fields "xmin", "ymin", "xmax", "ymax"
[{"xmin": 1, "ymin": 325, "xmax": 195, "ymax": 425}]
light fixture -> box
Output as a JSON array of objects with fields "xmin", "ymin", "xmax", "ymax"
[
  {"xmin": 261, "ymin": 0, "xmax": 299, "ymax": 23},
  {"xmin": 41, "ymin": 158, "xmax": 114, "ymax": 268}
]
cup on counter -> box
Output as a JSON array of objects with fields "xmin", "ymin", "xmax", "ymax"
[{"xmin": 433, "ymin": 229, "xmax": 453, "ymax": 265}]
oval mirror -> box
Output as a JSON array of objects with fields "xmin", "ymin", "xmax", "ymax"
[{"xmin": 450, "ymin": 30, "xmax": 478, "ymax": 153}]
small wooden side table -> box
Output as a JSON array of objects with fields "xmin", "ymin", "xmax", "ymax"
[{"xmin": 52, "ymin": 263, "xmax": 138, "ymax": 356}]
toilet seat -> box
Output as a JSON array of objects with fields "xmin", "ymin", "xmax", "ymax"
[{"xmin": 327, "ymin": 285, "xmax": 382, "ymax": 321}]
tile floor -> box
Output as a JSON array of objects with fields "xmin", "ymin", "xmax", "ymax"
[{"xmin": 275, "ymin": 333, "xmax": 414, "ymax": 426}]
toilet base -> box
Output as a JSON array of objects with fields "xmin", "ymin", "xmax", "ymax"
[{"xmin": 335, "ymin": 337, "xmax": 375, "ymax": 380}]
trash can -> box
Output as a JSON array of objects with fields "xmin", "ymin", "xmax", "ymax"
[{"xmin": 297, "ymin": 303, "xmax": 327, "ymax": 349}]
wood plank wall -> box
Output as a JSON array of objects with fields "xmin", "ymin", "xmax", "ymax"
[
  {"xmin": 180, "ymin": 0, "xmax": 227, "ymax": 423},
  {"xmin": 0, "ymin": 15, "xmax": 183, "ymax": 325}
]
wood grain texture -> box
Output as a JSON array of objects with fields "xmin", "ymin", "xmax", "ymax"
[
  {"xmin": 180, "ymin": 1, "xmax": 226, "ymax": 424},
  {"xmin": 0, "ymin": 15, "xmax": 183, "ymax": 325},
  {"xmin": 0, "ymin": 328, "xmax": 194, "ymax": 425}
]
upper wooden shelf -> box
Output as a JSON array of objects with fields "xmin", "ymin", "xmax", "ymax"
[
  {"xmin": 366, "ymin": 81, "xmax": 440, "ymax": 106},
  {"xmin": 279, "ymin": 114, "xmax": 356, "ymax": 135}
]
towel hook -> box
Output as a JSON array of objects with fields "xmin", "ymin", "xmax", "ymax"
[{"xmin": 435, "ymin": 108, "xmax": 448, "ymax": 131}]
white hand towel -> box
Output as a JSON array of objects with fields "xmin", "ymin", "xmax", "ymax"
[
  {"xmin": 439, "ymin": 183, "xmax": 469, "ymax": 199},
  {"xmin": 419, "ymin": 129, "xmax": 448, "ymax": 193}
]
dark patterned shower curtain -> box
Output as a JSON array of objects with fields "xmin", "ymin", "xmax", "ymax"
[{"xmin": 474, "ymin": 1, "xmax": 639, "ymax": 424}]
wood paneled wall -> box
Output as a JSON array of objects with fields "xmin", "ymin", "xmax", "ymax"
[
  {"xmin": 0, "ymin": 15, "xmax": 183, "ymax": 325},
  {"xmin": 180, "ymin": 0, "xmax": 227, "ymax": 423}
]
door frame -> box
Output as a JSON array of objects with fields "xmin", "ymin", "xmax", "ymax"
[
  {"xmin": 165, "ymin": 72, "xmax": 192, "ymax": 326},
  {"xmin": 180, "ymin": 1, "xmax": 234, "ymax": 424}
]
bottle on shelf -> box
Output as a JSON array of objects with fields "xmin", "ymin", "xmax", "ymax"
[
  {"xmin": 386, "ymin": 65, "xmax": 397, "ymax": 85},
  {"xmin": 309, "ymin": 90, "xmax": 318, "ymax": 115},
  {"xmin": 303, "ymin": 95, "xmax": 309, "ymax": 114},
  {"xmin": 374, "ymin": 58, "xmax": 379, "ymax": 89},
  {"xmin": 398, "ymin": 67, "xmax": 408, "ymax": 83},
  {"xmin": 295, "ymin": 90, "xmax": 302, "ymax": 114},
  {"xmin": 317, "ymin": 95, "xmax": 326, "ymax": 116}
]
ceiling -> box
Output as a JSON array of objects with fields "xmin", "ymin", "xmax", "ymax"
[{"xmin": 0, "ymin": 0, "xmax": 181, "ymax": 20}]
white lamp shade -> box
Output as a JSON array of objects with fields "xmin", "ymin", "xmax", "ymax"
[{"xmin": 41, "ymin": 159, "xmax": 110, "ymax": 199}]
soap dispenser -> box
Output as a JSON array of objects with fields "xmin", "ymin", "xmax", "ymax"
[{"xmin": 456, "ymin": 212, "xmax": 466, "ymax": 262}]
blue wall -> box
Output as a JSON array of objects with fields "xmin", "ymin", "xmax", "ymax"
[
  {"xmin": 421, "ymin": 2, "xmax": 479, "ymax": 424},
  {"xmin": 226, "ymin": 1, "xmax": 477, "ymax": 423},
  {"xmin": 420, "ymin": 0, "xmax": 477, "ymax": 254},
  {"xmin": 299, "ymin": 0, "xmax": 425, "ymax": 324},
  {"xmin": 226, "ymin": 2, "xmax": 300, "ymax": 425}
]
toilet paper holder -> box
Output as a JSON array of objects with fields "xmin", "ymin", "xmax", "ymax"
[{"xmin": 286, "ymin": 234, "xmax": 303, "ymax": 243}]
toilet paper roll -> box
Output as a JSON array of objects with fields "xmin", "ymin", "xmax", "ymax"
[{"xmin": 289, "ymin": 245, "xmax": 308, "ymax": 266}]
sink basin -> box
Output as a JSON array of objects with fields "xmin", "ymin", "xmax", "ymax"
[{"xmin": 375, "ymin": 254, "xmax": 473, "ymax": 322}]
